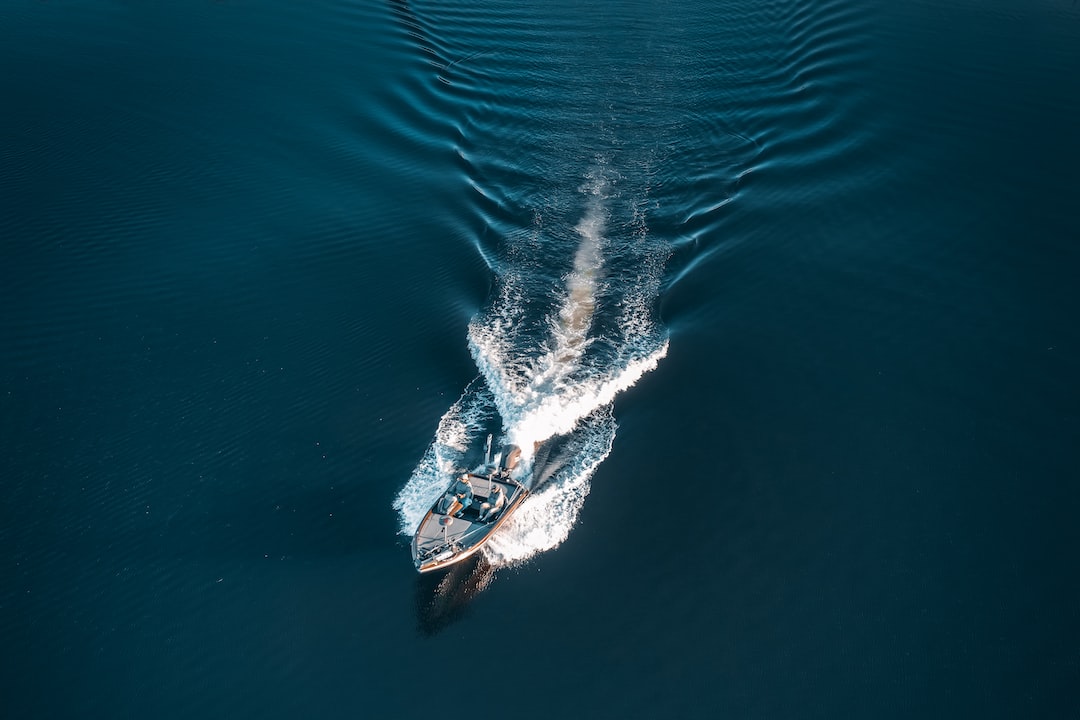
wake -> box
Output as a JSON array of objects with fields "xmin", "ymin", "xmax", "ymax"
[{"xmin": 393, "ymin": 168, "xmax": 668, "ymax": 567}]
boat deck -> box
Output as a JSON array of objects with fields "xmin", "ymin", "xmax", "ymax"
[{"xmin": 412, "ymin": 476, "xmax": 526, "ymax": 570}]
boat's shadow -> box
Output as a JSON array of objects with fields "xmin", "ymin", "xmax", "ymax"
[{"xmin": 413, "ymin": 553, "xmax": 497, "ymax": 635}]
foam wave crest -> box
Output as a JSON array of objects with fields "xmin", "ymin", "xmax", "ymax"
[{"xmin": 486, "ymin": 408, "xmax": 617, "ymax": 563}]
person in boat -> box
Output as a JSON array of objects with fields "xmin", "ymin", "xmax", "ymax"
[
  {"xmin": 477, "ymin": 482, "xmax": 506, "ymax": 522},
  {"xmin": 439, "ymin": 474, "xmax": 474, "ymax": 517}
]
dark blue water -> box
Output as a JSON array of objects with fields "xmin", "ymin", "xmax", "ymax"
[{"xmin": 3, "ymin": 1, "xmax": 1078, "ymax": 717}]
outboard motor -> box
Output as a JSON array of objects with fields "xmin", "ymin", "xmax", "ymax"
[{"xmin": 499, "ymin": 445, "xmax": 522, "ymax": 473}]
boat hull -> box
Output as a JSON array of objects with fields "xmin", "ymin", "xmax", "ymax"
[{"xmin": 411, "ymin": 472, "xmax": 527, "ymax": 573}]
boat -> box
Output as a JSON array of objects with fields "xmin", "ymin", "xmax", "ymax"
[{"xmin": 411, "ymin": 436, "xmax": 528, "ymax": 573}]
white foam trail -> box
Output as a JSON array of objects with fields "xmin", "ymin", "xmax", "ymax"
[
  {"xmin": 485, "ymin": 409, "xmax": 616, "ymax": 563},
  {"xmin": 468, "ymin": 173, "xmax": 615, "ymax": 457},
  {"xmin": 490, "ymin": 340, "xmax": 667, "ymax": 462},
  {"xmin": 555, "ymin": 192, "xmax": 605, "ymax": 361}
]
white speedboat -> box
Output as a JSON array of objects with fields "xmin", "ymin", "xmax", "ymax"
[{"xmin": 411, "ymin": 438, "xmax": 528, "ymax": 573}]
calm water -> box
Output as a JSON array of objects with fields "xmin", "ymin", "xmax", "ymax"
[{"xmin": 2, "ymin": 0, "xmax": 1078, "ymax": 717}]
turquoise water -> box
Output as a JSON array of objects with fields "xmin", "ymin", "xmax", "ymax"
[{"xmin": 2, "ymin": 1, "xmax": 1078, "ymax": 717}]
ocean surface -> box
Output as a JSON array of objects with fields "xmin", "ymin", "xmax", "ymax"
[{"xmin": 2, "ymin": 0, "xmax": 1078, "ymax": 717}]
